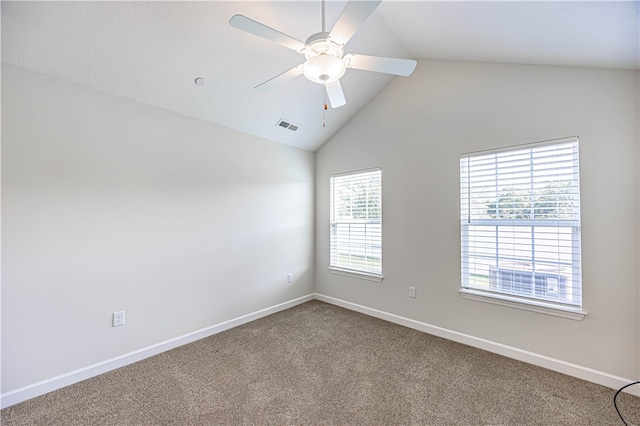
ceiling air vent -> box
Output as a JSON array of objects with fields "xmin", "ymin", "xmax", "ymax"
[{"xmin": 276, "ymin": 119, "xmax": 299, "ymax": 132}]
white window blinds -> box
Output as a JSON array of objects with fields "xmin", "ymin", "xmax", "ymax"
[
  {"xmin": 330, "ymin": 168, "xmax": 382, "ymax": 277},
  {"xmin": 460, "ymin": 137, "xmax": 582, "ymax": 308}
]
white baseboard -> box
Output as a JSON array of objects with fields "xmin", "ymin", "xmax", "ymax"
[
  {"xmin": 3, "ymin": 292, "xmax": 637, "ymax": 409},
  {"xmin": 314, "ymin": 293, "xmax": 640, "ymax": 397},
  {"xmin": 0, "ymin": 294, "xmax": 315, "ymax": 409}
]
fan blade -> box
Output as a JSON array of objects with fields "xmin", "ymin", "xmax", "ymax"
[
  {"xmin": 328, "ymin": 0, "xmax": 382, "ymax": 46},
  {"xmin": 254, "ymin": 64, "xmax": 304, "ymax": 91},
  {"xmin": 325, "ymin": 80, "xmax": 346, "ymax": 108},
  {"xmin": 229, "ymin": 15, "xmax": 306, "ymax": 51},
  {"xmin": 344, "ymin": 54, "xmax": 417, "ymax": 76}
]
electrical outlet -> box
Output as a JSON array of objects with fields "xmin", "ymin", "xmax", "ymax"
[
  {"xmin": 112, "ymin": 311, "xmax": 125, "ymax": 327},
  {"xmin": 409, "ymin": 287, "xmax": 416, "ymax": 298},
  {"xmin": 287, "ymin": 273, "xmax": 293, "ymax": 283}
]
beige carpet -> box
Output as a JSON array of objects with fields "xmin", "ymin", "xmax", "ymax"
[{"xmin": 2, "ymin": 300, "xmax": 639, "ymax": 425}]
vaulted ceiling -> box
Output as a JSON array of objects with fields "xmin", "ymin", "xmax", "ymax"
[{"xmin": 2, "ymin": 1, "xmax": 638, "ymax": 151}]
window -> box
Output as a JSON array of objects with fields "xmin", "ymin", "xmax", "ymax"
[
  {"xmin": 330, "ymin": 168, "xmax": 382, "ymax": 280},
  {"xmin": 460, "ymin": 137, "xmax": 583, "ymax": 316}
]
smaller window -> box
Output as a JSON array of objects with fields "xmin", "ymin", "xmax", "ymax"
[{"xmin": 330, "ymin": 168, "xmax": 382, "ymax": 280}]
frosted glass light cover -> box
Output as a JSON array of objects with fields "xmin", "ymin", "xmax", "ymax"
[{"xmin": 302, "ymin": 54, "xmax": 346, "ymax": 84}]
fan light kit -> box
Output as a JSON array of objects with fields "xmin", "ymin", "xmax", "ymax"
[
  {"xmin": 303, "ymin": 53, "xmax": 346, "ymax": 84},
  {"xmin": 302, "ymin": 34, "xmax": 346, "ymax": 84},
  {"xmin": 229, "ymin": 0, "xmax": 416, "ymax": 116}
]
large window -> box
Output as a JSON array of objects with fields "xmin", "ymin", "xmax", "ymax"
[
  {"xmin": 330, "ymin": 168, "xmax": 382, "ymax": 280},
  {"xmin": 460, "ymin": 137, "xmax": 582, "ymax": 314}
]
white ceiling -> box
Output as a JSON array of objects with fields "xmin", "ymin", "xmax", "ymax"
[{"xmin": 2, "ymin": 1, "xmax": 638, "ymax": 152}]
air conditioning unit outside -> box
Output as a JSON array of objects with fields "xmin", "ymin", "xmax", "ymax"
[{"xmin": 489, "ymin": 261, "xmax": 568, "ymax": 300}]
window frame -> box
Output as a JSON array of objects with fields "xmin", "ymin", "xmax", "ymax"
[
  {"xmin": 459, "ymin": 137, "xmax": 586, "ymax": 320},
  {"xmin": 329, "ymin": 167, "xmax": 383, "ymax": 282}
]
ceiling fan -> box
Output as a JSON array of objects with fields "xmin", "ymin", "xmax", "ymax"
[{"xmin": 229, "ymin": 0, "xmax": 417, "ymax": 109}]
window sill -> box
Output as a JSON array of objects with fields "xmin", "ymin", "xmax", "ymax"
[
  {"xmin": 459, "ymin": 289, "xmax": 587, "ymax": 320},
  {"xmin": 329, "ymin": 267, "xmax": 383, "ymax": 282}
]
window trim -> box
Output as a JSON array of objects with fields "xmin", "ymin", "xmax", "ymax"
[
  {"xmin": 328, "ymin": 266, "xmax": 384, "ymax": 282},
  {"xmin": 459, "ymin": 136, "xmax": 584, "ymax": 317},
  {"xmin": 329, "ymin": 167, "xmax": 383, "ymax": 281},
  {"xmin": 459, "ymin": 288, "xmax": 586, "ymax": 320}
]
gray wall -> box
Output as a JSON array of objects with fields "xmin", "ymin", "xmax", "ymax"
[
  {"xmin": 315, "ymin": 59, "xmax": 640, "ymax": 381},
  {"xmin": 2, "ymin": 64, "xmax": 315, "ymax": 393}
]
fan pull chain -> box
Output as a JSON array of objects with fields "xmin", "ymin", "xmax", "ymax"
[
  {"xmin": 323, "ymin": 102, "xmax": 328, "ymax": 127},
  {"xmin": 322, "ymin": 85, "xmax": 328, "ymax": 127}
]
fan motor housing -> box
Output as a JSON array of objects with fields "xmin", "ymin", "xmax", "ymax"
[{"xmin": 304, "ymin": 32, "xmax": 344, "ymax": 60}]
